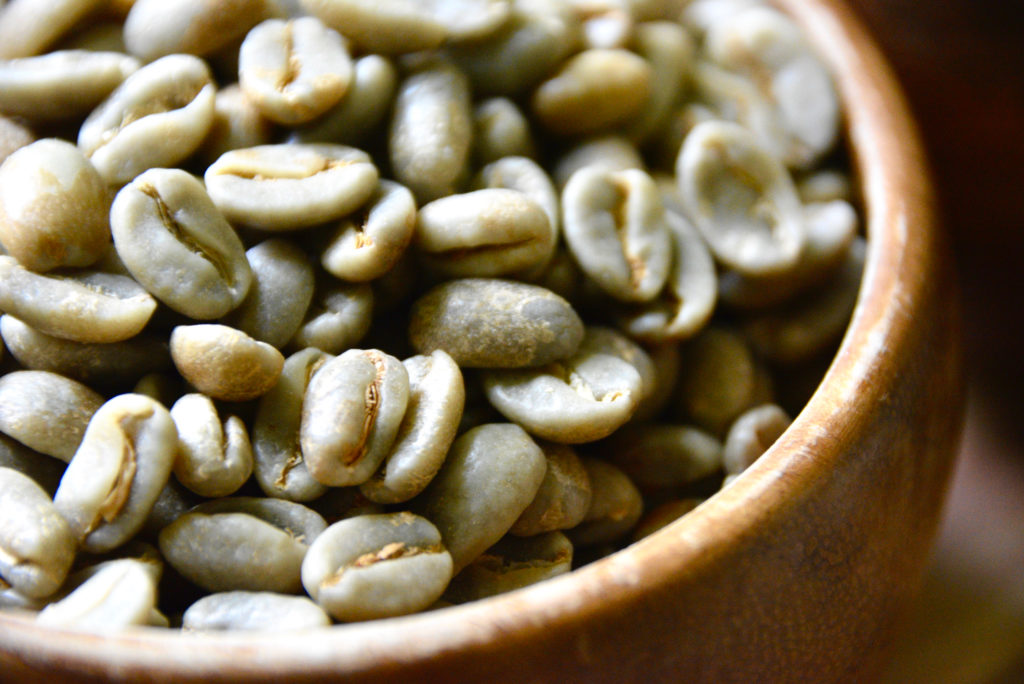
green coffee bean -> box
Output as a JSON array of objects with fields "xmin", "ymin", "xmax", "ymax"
[
  {"xmin": 36, "ymin": 558, "xmax": 160, "ymax": 631},
  {"xmin": 0, "ymin": 370, "xmax": 104, "ymax": 462},
  {"xmin": 474, "ymin": 155, "xmax": 560, "ymax": 244},
  {"xmin": 601, "ymin": 423, "xmax": 723, "ymax": 489},
  {"xmin": 159, "ymin": 497, "xmax": 326, "ymax": 594},
  {"xmin": 673, "ymin": 326, "xmax": 757, "ymax": 435},
  {"xmin": 253, "ymin": 348, "xmax": 331, "ymax": 502},
  {"xmin": 0, "ymin": 315, "xmax": 170, "ymax": 388},
  {"xmin": 289, "ymin": 54, "xmax": 398, "ymax": 146},
  {"xmin": 389, "ymin": 60, "xmax": 472, "ymax": 203},
  {"xmin": 301, "ymin": 349, "xmax": 409, "ymax": 487},
  {"xmin": 410, "ymin": 423, "xmax": 546, "ymax": 572},
  {"xmin": 482, "ymin": 344, "xmax": 642, "ymax": 444},
  {"xmin": 320, "ymin": 180, "xmax": 416, "ymax": 283},
  {"xmin": 553, "ymin": 135, "xmax": 646, "ymax": 190},
  {"xmin": 196, "ymin": 84, "xmax": 275, "ymax": 169},
  {"xmin": 623, "ymin": 21, "xmax": 695, "ymax": 144},
  {"xmin": 576, "ymin": 326, "xmax": 657, "ymax": 406},
  {"xmin": 0, "ymin": 50, "xmax": 139, "ymax": 122},
  {"xmin": 222, "ymin": 239, "xmax": 315, "ymax": 349},
  {"xmin": 415, "ymin": 188, "xmax": 555, "ymax": 279},
  {"xmin": 360, "ymin": 350, "xmax": 464, "ymax": 504},
  {"xmin": 290, "ymin": 280, "xmax": 373, "ymax": 354},
  {"xmin": 205, "ymin": 143, "xmax": 379, "ymax": 231},
  {"xmin": 0, "ymin": 257, "xmax": 157, "ymax": 344},
  {"xmin": 54, "ymin": 394, "xmax": 178, "ymax": 553},
  {"xmin": 443, "ymin": 531, "xmax": 572, "ymax": 603},
  {"xmin": 676, "ymin": 120, "xmax": 805, "ymax": 277},
  {"xmin": 124, "ymin": 0, "xmax": 283, "ymax": 62},
  {"xmin": 409, "ymin": 278, "xmax": 584, "ymax": 368},
  {"xmin": 614, "ymin": 210, "xmax": 718, "ymax": 343},
  {"xmin": 567, "ymin": 457, "xmax": 642, "ymax": 546},
  {"xmin": 0, "ymin": 467, "xmax": 76, "ymax": 599},
  {"xmin": 170, "ymin": 394, "xmax": 253, "ymax": 498},
  {"xmin": 0, "ymin": 433, "xmax": 65, "ymax": 496},
  {"xmin": 238, "ymin": 16, "xmax": 353, "ymax": 126},
  {"xmin": 722, "ymin": 403, "xmax": 791, "ymax": 476},
  {"xmin": 0, "ymin": 136, "xmax": 111, "ymax": 272},
  {"xmin": 472, "ymin": 98, "xmax": 537, "ymax": 166},
  {"xmin": 0, "ymin": 0, "xmax": 104, "ymax": 59},
  {"xmin": 509, "ymin": 442, "xmax": 591, "ymax": 536},
  {"xmin": 301, "ymin": 511, "xmax": 452, "ymax": 622},
  {"xmin": 562, "ymin": 166, "xmax": 672, "ymax": 302},
  {"xmin": 111, "ymin": 168, "xmax": 253, "ymax": 320},
  {"xmin": 719, "ymin": 199, "xmax": 857, "ymax": 310},
  {"xmin": 300, "ymin": 0, "xmax": 447, "ymax": 54},
  {"xmin": 77, "ymin": 54, "xmax": 216, "ymax": 186},
  {"xmin": 169, "ymin": 324, "xmax": 285, "ymax": 403},
  {"xmin": 0, "ymin": 114, "xmax": 34, "ymax": 165},
  {"xmin": 532, "ymin": 48, "xmax": 652, "ymax": 136},
  {"xmin": 182, "ymin": 591, "xmax": 331, "ymax": 631}
]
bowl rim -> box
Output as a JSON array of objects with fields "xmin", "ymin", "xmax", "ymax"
[{"xmin": 0, "ymin": 0, "xmax": 945, "ymax": 678}]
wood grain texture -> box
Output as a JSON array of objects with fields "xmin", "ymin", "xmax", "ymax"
[{"xmin": 0, "ymin": 1, "xmax": 964, "ymax": 681}]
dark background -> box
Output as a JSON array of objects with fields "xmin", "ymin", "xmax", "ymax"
[{"xmin": 845, "ymin": 1, "xmax": 1024, "ymax": 681}]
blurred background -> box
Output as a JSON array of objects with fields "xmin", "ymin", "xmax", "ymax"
[{"xmin": 844, "ymin": 1, "xmax": 1024, "ymax": 682}]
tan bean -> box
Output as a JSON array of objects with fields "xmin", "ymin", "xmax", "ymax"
[{"xmin": 170, "ymin": 324, "xmax": 285, "ymax": 402}]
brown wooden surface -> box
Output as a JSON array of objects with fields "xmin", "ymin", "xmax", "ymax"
[{"xmin": 844, "ymin": 2, "xmax": 1024, "ymax": 682}]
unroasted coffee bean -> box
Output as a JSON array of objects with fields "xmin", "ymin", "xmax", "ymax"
[
  {"xmin": 415, "ymin": 188, "xmax": 555, "ymax": 279},
  {"xmin": 205, "ymin": 144, "xmax": 378, "ymax": 231},
  {"xmin": 532, "ymin": 48, "xmax": 652, "ymax": 136},
  {"xmin": 183, "ymin": 591, "xmax": 331, "ymax": 631},
  {"xmin": 600, "ymin": 423, "xmax": 723, "ymax": 489},
  {"xmin": 614, "ymin": 210, "xmax": 718, "ymax": 342},
  {"xmin": 410, "ymin": 423, "xmax": 546, "ymax": 572},
  {"xmin": 0, "ymin": 0, "xmax": 104, "ymax": 59},
  {"xmin": 124, "ymin": 0, "xmax": 283, "ymax": 62},
  {"xmin": 0, "ymin": 51, "xmax": 139, "ymax": 122},
  {"xmin": 222, "ymin": 239, "xmax": 315, "ymax": 348},
  {"xmin": 447, "ymin": 0, "xmax": 577, "ymax": 96},
  {"xmin": 472, "ymin": 98, "xmax": 537, "ymax": 165},
  {"xmin": 389, "ymin": 60, "xmax": 472, "ymax": 203},
  {"xmin": 719, "ymin": 199, "xmax": 857, "ymax": 310},
  {"xmin": 482, "ymin": 344, "xmax": 642, "ymax": 444},
  {"xmin": 443, "ymin": 531, "xmax": 572, "ymax": 603},
  {"xmin": 740, "ymin": 236, "xmax": 865, "ymax": 364},
  {"xmin": 159, "ymin": 497, "xmax": 326, "ymax": 594},
  {"xmin": 290, "ymin": 280, "xmax": 373, "ymax": 354},
  {"xmin": 290, "ymin": 54, "xmax": 398, "ymax": 147},
  {"xmin": 0, "ymin": 315, "xmax": 171, "ymax": 388},
  {"xmin": 409, "ymin": 278, "xmax": 584, "ymax": 368},
  {"xmin": 170, "ymin": 394, "xmax": 253, "ymax": 498},
  {"xmin": 253, "ymin": 348, "xmax": 331, "ymax": 502},
  {"xmin": 320, "ymin": 179, "xmax": 417, "ymax": 284},
  {"xmin": 301, "ymin": 511, "xmax": 452, "ymax": 621},
  {"xmin": 0, "ymin": 467, "xmax": 76, "ymax": 599},
  {"xmin": 77, "ymin": 54, "xmax": 216, "ymax": 186},
  {"xmin": 676, "ymin": 120, "xmax": 805, "ymax": 277},
  {"xmin": 360, "ymin": 350, "xmax": 464, "ymax": 504},
  {"xmin": 567, "ymin": 457, "xmax": 642, "ymax": 547},
  {"xmin": 722, "ymin": 403, "xmax": 791, "ymax": 476},
  {"xmin": 0, "ymin": 257, "xmax": 157, "ymax": 344},
  {"xmin": 553, "ymin": 135, "xmax": 646, "ymax": 190},
  {"xmin": 301, "ymin": 349, "xmax": 409, "ymax": 487},
  {"xmin": 0, "ymin": 370, "xmax": 104, "ymax": 462},
  {"xmin": 509, "ymin": 442, "xmax": 591, "ymax": 536},
  {"xmin": 674, "ymin": 326, "xmax": 757, "ymax": 435},
  {"xmin": 111, "ymin": 168, "xmax": 253, "ymax": 320},
  {"xmin": 238, "ymin": 16, "xmax": 354, "ymax": 126},
  {"xmin": 300, "ymin": 0, "xmax": 447, "ymax": 54},
  {"xmin": 170, "ymin": 324, "xmax": 284, "ymax": 402},
  {"xmin": 54, "ymin": 394, "xmax": 178, "ymax": 553},
  {"xmin": 197, "ymin": 84, "xmax": 275, "ymax": 168},
  {"xmin": 623, "ymin": 21, "xmax": 694, "ymax": 144},
  {"xmin": 474, "ymin": 156, "xmax": 560, "ymax": 246},
  {"xmin": 562, "ymin": 167, "xmax": 672, "ymax": 302},
  {"xmin": 0, "ymin": 115, "xmax": 34, "ymax": 165},
  {"xmin": 36, "ymin": 558, "xmax": 161, "ymax": 631},
  {"xmin": 0, "ymin": 434, "xmax": 65, "ymax": 496}
]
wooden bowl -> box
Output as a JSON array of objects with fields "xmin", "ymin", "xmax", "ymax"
[{"xmin": 0, "ymin": 0, "xmax": 963, "ymax": 681}]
